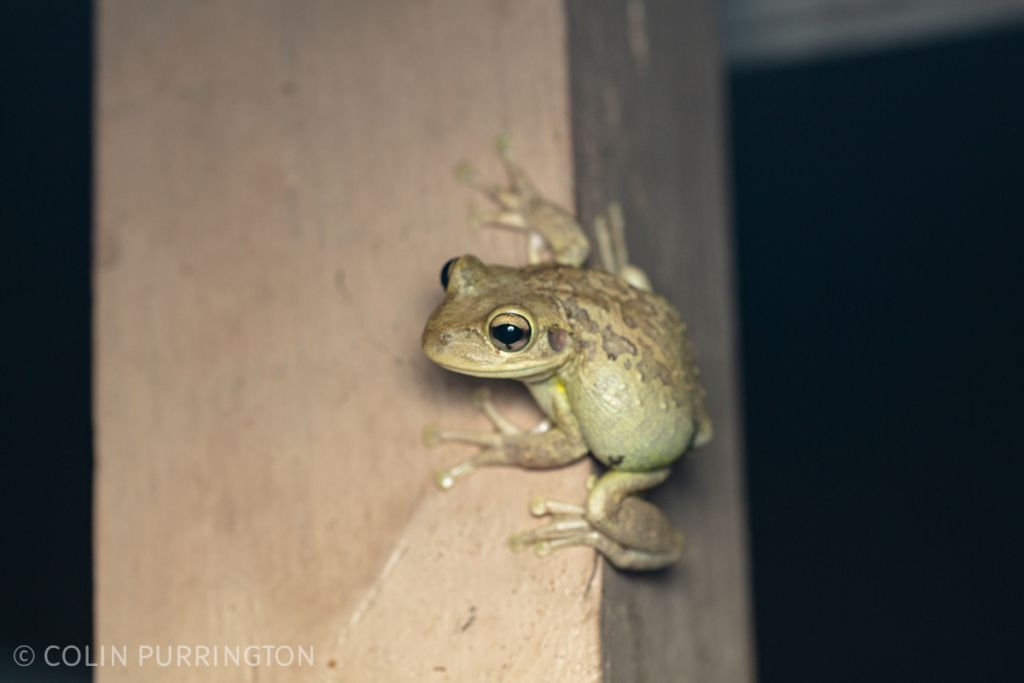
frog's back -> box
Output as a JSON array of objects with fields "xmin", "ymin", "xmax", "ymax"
[{"xmin": 537, "ymin": 265, "xmax": 711, "ymax": 470}]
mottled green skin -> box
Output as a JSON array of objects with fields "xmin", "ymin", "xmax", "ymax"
[{"xmin": 424, "ymin": 257, "xmax": 710, "ymax": 473}]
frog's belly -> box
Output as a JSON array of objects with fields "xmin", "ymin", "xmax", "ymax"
[{"xmin": 570, "ymin": 378, "xmax": 694, "ymax": 471}]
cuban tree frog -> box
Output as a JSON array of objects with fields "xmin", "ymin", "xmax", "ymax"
[{"xmin": 421, "ymin": 141, "xmax": 712, "ymax": 570}]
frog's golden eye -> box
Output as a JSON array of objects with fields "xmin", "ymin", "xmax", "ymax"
[
  {"xmin": 488, "ymin": 313, "xmax": 532, "ymax": 352},
  {"xmin": 440, "ymin": 257, "xmax": 459, "ymax": 291}
]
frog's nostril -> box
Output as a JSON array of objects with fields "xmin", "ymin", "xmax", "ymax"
[{"xmin": 439, "ymin": 332, "xmax": 452, "ymax": 346}]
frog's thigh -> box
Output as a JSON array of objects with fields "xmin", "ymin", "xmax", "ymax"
[{"xmin": 585, "ymin": 469, "xmax": 683, "ymax": 557}]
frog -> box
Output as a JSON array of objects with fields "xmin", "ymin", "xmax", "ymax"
[{"xmin": 421, "ymin": 138, "xmax": 712, "ymax": 570}]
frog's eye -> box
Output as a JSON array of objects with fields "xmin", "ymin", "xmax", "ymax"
[
  {"xmin": 488, "ymin": 313, "xmax": 532, "ymax": 352},
  {"xmin": 440, "ymin": 257, "xmax": 459, "ymax": 291}
]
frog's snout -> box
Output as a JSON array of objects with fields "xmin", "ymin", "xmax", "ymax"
[{"xmin": 420, "ymin": 323, "xmax": 452, "ymax": 366}]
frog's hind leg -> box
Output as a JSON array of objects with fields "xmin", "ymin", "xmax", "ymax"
[
  {"xmin": 491, "ymin": 138, "xmax": 566, "ymax": 266},
  {"xmin": 454, "ymin": 137, "xmax": 590, "ymax": 267},
  {"xmin": 594, "ymin": 203, "xmax": 653, "ymax": 291},
  {"xmin": 453, "ymin": 138, "xmax": 535, "ymax": 234},
  {"xmin": 454, "ymin": 162, "xmax": 529, "ymax": 227},
  {"xmin": 494, "ymin": 133, "xmax": 541, "ymax": 198},
  {"xmin": 511, "ymin": 468, "xmax": 683, "ymax": 570},
  {"xmin": 585, "ymin": 469, "xmax": 682, "ymax": 559}
]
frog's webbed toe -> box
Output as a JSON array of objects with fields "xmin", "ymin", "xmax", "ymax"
[
  {"xmin": 508, "ymin": 516, "xmax": 590, "ymax": 553},
  {"xmin": 453, "ymin": 160, "xmax": 506, "ymax": 204},
  {"xmin": 509, "ymin": 516, "xmax": 682, "ymax": 570},
  {"xmin": 423, "ymin": 389, "xmax": 527, "ymax": 488},
  {"xmin": 529, "ymin": 494, "xmax": 585, "ymax": 517},
  {"xmin": 423, "ymin": 419, "xmax": 510, "ymax": 491},
  {"xmin": 425, "ymin": 390, "xmax": 587, "ymax": 491},
  {"xmin": 545, "ymin": 531, "xmax": 681, "ymax": 570},
  {"xmin": 423, "ymin": 388, "xmax": 521, "ymax": 448},
  {"xmin": 470, "ymin": 387, "xmax": 523, "ymax": 436}
]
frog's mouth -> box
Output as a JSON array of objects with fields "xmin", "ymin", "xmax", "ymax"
[
  {"xmin": 423, "ymin": 331, "xmax": 566, "ymax": 381},
  {"xmin": 429, "ymin": 356, "xmax": 563, "ymax": 381}
]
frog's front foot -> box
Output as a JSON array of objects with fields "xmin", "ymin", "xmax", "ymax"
[
  {"xmin": 509, "ymin": 469, "xmax": 684, "ymax": 571},
  {"xmin": 423, "ymin": 388, "xmax": 538, "ymax": 490},
  {"xmin": 422, "ymin": 420, "xmax": 509, "ymax": 491},
  {"xmin": 424, "ymin": 387, "xmax": 588, "ymax": 491}
]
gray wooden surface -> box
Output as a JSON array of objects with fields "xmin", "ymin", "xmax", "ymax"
[{"xmin": 566, "ymin": 1, "xmax": 756, "ymax": 680}]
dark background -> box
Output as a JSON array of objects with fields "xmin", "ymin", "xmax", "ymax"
[
  {"xmin": 2, "ymin": 4, "xmax": 1021, "ymax": 682},
  {"xmin": 732, "ymin": 25, "xmax": 1024, "ymax": 682},
  {"xmin": 2, "ymin": 3, "xmax": 94, "ymax": 682}
]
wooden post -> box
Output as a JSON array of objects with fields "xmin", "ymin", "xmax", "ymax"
[
  {"xmin": 96, "ymin": 1, "xmax": 752, "ymax": 680},
  {"xmin": 95, "ymin": 1, "xmax": 599, "ymax": 680},
  {"xmin": 567, "ymin": 1, "xmax": 756, "ymax": 680}
]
